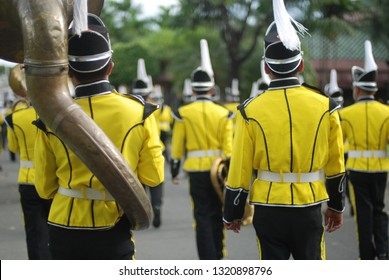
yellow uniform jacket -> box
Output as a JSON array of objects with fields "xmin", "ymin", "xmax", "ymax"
[
  {"xmin": 171, "ymin": 95, "xmax": 234, "ymax": 172},
  {"xmin": 340, "ymin": 96, "xmax": 389, "ymax": 172},
  {"xmin": 158, "ymin": 104, "xmax": 173, "ymax": 133},
  {"xmin": 34, "ymin": 81, "xmax": 164, "ymax": 229},
  {"xmin": 224, "ymin": 102, "xmax": 240, "ymax": 130},
  {"xmin": 224, "ymin": 78, "xmax": 345, "ymax": 222},
  {"xmin": 5, "ymin": 106, "xmax": 37, "ymax": 185}
]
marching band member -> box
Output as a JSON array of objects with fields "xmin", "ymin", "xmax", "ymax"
[
  {"xmin": 170, "ymin": 39, "xmax": 234, "ymax": 260},
  {"xmin": 223, "ymin": 0, "xmax": 345, "ymax": 260}
]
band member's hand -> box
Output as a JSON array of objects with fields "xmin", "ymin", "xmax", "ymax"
[
  {"xmin": 172, "ymin": 177, "xmax": 180, "ymax": 185},
  {"xmin": 324, "ymin": 208, "xmax": 343, "ymax": 233},
  {"xmin": 224, "ymin": 219, "xmax": 241, "ymax": 233}
]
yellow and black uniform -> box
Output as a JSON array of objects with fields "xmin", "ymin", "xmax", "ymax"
[
  {"xmin": 224, "ymin": 78, "xmax": 345, "ymax": 259},
  {"xmin": 224, "ymin": 102, "xmax": 240, "ymax": 130},
  {"xmin": 340, "ymin": 95, "xmax": 389, "ymax": 259},
  {"xmin": 158, "ymin": 104, "xmax": 173, "ymax": 136},
  {"xmin": 5, "ymin": 105, "xmax": 51, "ymax": 259},
  {"xmin": 158, "ymin": 104, "xmax": 173, "ymax": 150},
  {"xmin": 34, "ymin": 81, "xmax": 164, "ymax": 259},
  {"xmin": 147, "ymin": 103, "xmax": 172, "ymax": 228},
  {"xmin": 171, "ymin": 95, "xmax": 234, "ymax": 259}
]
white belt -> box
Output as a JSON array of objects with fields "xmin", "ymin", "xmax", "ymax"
[
  {"xmin": 58, "ymin": 186, "xmax": 115, "ymax": 201},
  {"xmin": 348, "ymin": 150, "xmax": 387, "ymax": 158},
  {"xmin": 20, "ymin": 160, "xmax": 34, "ymax": 168},
  {"xmin": 258, "ymin": 170, "xmax": 322, "ymax": 183},
  {"xmin": 160, "ymin": 121, "xmax": 170, "ymax": 127},
  {"xmin": 187, "ymin": 149, "xmax": 221, "ymax": 158}
]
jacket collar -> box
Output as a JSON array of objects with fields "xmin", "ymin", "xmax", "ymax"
[
  {"xmin": 357, "ymin": 95, "xmax": 375, "ymax": 102},
  {"xmin": 195, "ymin": 95, "xmax": 213, "ymax": 102},
  {"xmin": 75, "ymin": 80, "xmax": 114, "ymax": 98},
  {"xmin": 268, "ymin": 77, "xmax": 301, "ymax": 90}
]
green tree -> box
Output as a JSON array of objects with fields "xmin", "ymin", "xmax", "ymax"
[
  {"xmin": 176, "ymin": 0, "xmax": 273, "ymax": 87},
  {"xmin": 100, "ymin": 0, "xmax": 150, "ymax": 44},
  {"xmin": 360, "ymin": 0, "xmax": 389, "ymax": 49},
  {"xmin": 302, "ymin": 0, "xmax": 363, "ymax": 40}
]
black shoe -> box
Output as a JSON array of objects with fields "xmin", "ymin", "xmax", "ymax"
[
  {"xmin": 377, "ymin": 254, "xmax": 388, "ymax": 260},
  {"xmin": 153, "ymin": 209, "xmax": 161, "ymax": 228}
]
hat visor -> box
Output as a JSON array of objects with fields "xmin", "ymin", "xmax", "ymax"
[{"xmin": 69, "ymin": 57, "xmax": 110, "ymax": 73}]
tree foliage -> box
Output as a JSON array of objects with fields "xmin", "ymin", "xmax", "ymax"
[{"xmin": 100, "ymin": 0, "xmax": 384, "ymax": 102}]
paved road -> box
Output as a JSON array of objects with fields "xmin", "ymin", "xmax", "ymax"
[{"xmin": 0, "ymin": 149, "xmax": 388, "ymax": 260}]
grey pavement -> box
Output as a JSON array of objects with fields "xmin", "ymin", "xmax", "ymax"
[{"xmin": 0, "ymin": 148, "xmax": 388, "ymax": 260}]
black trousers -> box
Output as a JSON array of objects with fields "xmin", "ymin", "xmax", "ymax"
[
  {"xmin": 188, "ymin": 171, "xmax": 224, "ymax": 260},
  {"xmin": 145, "ymin": 183, "xmax": 163, "ymax": 211},
  {"xmin": 253, "ymin": 204, "xmax": 325, "ymax": 260},
  {"xmin": 348, "ymin": 171, "xmax": 388, "ymax": 259},
  {"xmin": 19, "ymin": 184, "xmax": 51, "ymax": 260},
  {"xmin": 48, "ymin": 216, "xmax": 135, "ymax": 260}
]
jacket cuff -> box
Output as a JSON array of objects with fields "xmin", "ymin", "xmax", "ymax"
[
  {"xmin": 223, "ymin": 187, "xmax": 248, "ymax": 223},
  {"xmin": 326, "ymin": 173, "xmax": 346, "ymax": 212},
  {"xmin": 170, "ymin": 158, "xmax": 180, "ymax": 178}
]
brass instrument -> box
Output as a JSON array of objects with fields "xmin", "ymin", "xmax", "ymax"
[
  {"xmin": 210, "ymin": 157, "xmax": 228, "ymax": 202},
  {"xmin": 0, "ymin": 0, "xmax": 153, "ymax": 230},
  {"xmin": 8, "ymin": 64, "xmax": 30, "ymax": 112},
  {"xmin": 210, "ymin": 157, "xmax": 254, "ymax": 226},
  {"xmin": 11, "ymin": 98, "xmax": 30, "ymax": 113},
  {"xmin": 8, "ymin": 64, "xmax": 27, "ymax": 98}
]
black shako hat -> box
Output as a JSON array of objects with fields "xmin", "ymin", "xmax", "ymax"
[
  {"xmin": 191, "ymin": 39, "xmax": 215, "ymax": 92},
  {"xmin": 352, "ymin": 40, "xmax": 378, "ymax": 92},
  {"xmin": 324, "ymin": 69, "xmax": 344, "ymax": 105},
  {"xmin": 131, "ymin": 58, "xmax": 153, "ymax": 97},
  {"xmin": 264, "ymin": 22, "xmax": 303, "ymax": 74},
  {"xmin": 68, "ymin": 14, "xmax": 112, "ymax": 73},
  {"xmin": 263, "ymin": 0, "xmax": 309, "ymax": 75}
]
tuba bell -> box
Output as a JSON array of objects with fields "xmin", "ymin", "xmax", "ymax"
[
  {"xmin": 210, "ymin": 157, "xmax": 254, "ymax": 226},
  {"xmin": 8, "ymin": 64, "xmax": 30, "ymax": 112},
  {"xmin": 0, "ymin": 0, "xmax": 153, "ymax": 230},
  {"xmin": 210, "ymin": 157, "xmax": 228, "ymax": 202}
]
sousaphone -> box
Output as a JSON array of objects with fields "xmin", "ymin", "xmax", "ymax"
[{"xmin": 0, "ymin": 0, "xmax": 153, "ymax": 230}]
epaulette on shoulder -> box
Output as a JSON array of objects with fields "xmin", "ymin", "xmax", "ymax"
[
  {"xmin": 4, "ymin": 114, "xmax": 13, "ymax": 130},
  {"xmin": 32, "ymin": 118, "xmax": 48, "ymax": 133},
  {"xmin": 171, "ymin": 109, "xmax": 183, "ymax": 122},
  {"xmin": 238, "ymin": 96, "xmax": 256, "ymax": 121},
  {"xmin": 302, "ymin": 82, "xmax": 327, "ymax": 97},
  {"xmin": 144, "ymin": 102, "xmax": 159, "ymax": 121},
  {"xmin": 329, "ymin": 98, "xmax": 341, "ymax": 113},
  {"xmin": 227, "ymin": 110, "xmax": 236, "ymax": 120},
  {"xmin": 126, "ymin": 94, "xmax": 146, "ymax": 105}
]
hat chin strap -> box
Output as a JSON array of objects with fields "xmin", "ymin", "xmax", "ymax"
[
  {"xmin": 68, "ymin": 50, "xmax": 112, "ymax": 63},
  {"xmin": 265, "ymin": 57, "xmax": 302, "ymax": 75},
  {"xmin": 353, "ymin": 81, "xmax": 378, "ymax": 91},
  {"xmin": 264, "ymin": 52, "xmax": 302, "ymax": 65}
]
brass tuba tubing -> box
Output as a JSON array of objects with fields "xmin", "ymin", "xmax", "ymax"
[{"xmin": 7, "ymin": 0, "xmax": 153, "ymax": 230}]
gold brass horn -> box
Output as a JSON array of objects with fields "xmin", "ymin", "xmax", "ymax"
[
  {"xmin": 11, "ymin": 98, "xmax": 30, "ymax": 113},
  {"xmin": 8, "ymin": 63, "xmax": 30, "ymax": 113},
  {"xmin": 210, "ymin": 157, "xmax": 228, "ymax": 202},
  {"xmin": 0, "ymin": 0, "xmax": 153, "ymax": 230},
  {"xmin": 210, "ymin": 157, "xmax": 254, "ymax": 226},
  {"xmin": 8, "ymin": 64, "xmax": 27, "ymax": 98}
]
